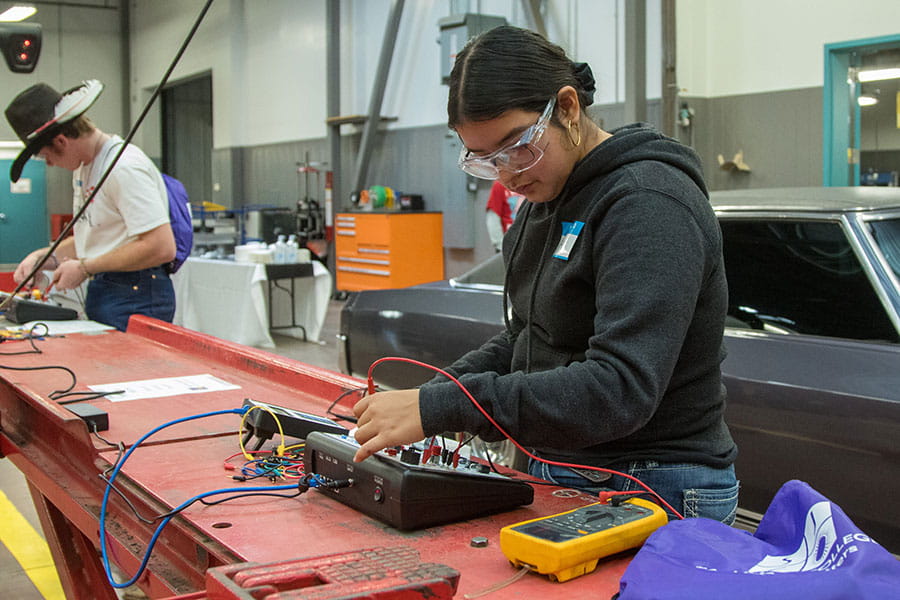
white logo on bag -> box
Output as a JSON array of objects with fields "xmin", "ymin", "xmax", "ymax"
[{"xmin": 748, "ymin": 501, "xmax": 871, "ymax": 573}]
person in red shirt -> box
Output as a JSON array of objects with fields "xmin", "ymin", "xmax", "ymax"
[{"xmin": 486, "ymin": 180, "xmax": 514, "ymax": 252}]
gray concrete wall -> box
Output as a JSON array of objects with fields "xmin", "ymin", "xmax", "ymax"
[{"xmin": 686, "ymin": 88, "xmax": 823, "ymax": 192}]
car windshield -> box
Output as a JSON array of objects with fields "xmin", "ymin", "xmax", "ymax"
[
  {"xmin": 869, "ymin": 218, "xmax": 900, "ymax": 281},
  {"xmin": 450, "ymin": 252, "xmax": 505, "ymax": 290}
]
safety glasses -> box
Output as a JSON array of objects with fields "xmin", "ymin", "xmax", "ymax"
[{"xmin": 457, "ymin": 97, "xmax": 556, "ymax": 180}]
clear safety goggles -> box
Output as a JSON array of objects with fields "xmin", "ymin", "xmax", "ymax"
[{"xmin": 457, "ymin": 97, "xmax": 556, "ymax": 180}]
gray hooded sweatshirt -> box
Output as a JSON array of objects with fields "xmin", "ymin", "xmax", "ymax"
[{"xmin": 419, "ymin": 123, "xmax": 737, "ymax": 469}]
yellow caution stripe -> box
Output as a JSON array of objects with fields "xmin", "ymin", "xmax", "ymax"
[{"xmin": 0, "ymin": 490, "xmax": 65, "ymax": 599}]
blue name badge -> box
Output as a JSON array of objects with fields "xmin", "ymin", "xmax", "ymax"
[{"xmin": 553, "ymin": 220, "xmax": 585, "ymax": 260}]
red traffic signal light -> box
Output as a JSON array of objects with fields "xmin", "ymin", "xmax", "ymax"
[{"xmin": 0, "ymin": 23, "xmax": 42, "ymax": 74}]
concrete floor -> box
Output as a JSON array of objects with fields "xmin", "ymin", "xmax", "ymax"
[{"xmin": 0, "ymin": 298, "xmax": 347, "ymax": 599}]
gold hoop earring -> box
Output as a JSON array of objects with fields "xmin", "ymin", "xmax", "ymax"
[{"xmin": 567, "ymin": 121, "xmax": 581, "ymax": 147}]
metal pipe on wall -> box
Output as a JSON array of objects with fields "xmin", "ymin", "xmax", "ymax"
[
  {"xmin": 326, "ymin": 0, "xmax": 341, "ymax": 209},
  {"xmin": 624, "ymin": 0, "xmax": 647, "ymax": 124},
  {"xmin": 120, "ymin": 0, "xmax": 130, "ymax": 133},
  {"xmin": 661, "ymin": 0, "xmax": 677, "ymax": 138}
]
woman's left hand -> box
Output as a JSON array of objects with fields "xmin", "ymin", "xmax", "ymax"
[{"xmin": 352, "ymin": 389, "xmax": 424, "ymax": 462}]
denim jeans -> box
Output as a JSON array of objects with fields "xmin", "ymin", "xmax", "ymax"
[
  {"xmin": 85, "ymin": 266, "xmax": 175, "ymax": 332},
  {"xmin": 529, "ymin": 458, "xmax": 739, "ymax": 524}
]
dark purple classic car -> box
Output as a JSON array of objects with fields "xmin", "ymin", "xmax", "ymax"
[{"xmin": 339, "ymin": 187, "xmax": 900, "ymax": 551}]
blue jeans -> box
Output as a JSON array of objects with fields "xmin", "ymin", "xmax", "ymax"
[
  {"xmin": 529, "ymin": 459, "xmax": 739, "ymax": 524},
  {"xmin": 85, "ymin": 266, "xmax": 175, "ymax": 332}
]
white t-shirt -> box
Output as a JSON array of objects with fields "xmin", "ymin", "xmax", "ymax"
[{"xmin": 72, "ymin": 135, "xmax": 170, "ymax": 260}]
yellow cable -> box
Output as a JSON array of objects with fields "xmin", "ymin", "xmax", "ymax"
[{"xmin": 238, "ymin": 404, "xmax": 287, "ymax": 459}]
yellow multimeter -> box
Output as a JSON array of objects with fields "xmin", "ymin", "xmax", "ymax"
[{"xmin": 499, "ymin": 498, "xmax": 667, "ymax": 582}]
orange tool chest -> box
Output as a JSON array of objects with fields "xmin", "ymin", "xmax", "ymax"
[{"xmin": 335, "ymin": 212, "xmax": 444, "ymax": 291}]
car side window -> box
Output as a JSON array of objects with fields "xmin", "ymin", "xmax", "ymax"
[{"xmin": 721, "ymin": 219, "xmax": 898, "ymax": 342}]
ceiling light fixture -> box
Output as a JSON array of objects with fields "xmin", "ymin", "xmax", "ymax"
[
  {"xmin": 0, "ymin": 5, "xmax": 37, "ymax": 22},
  {"xmin": 857, "ymin": 67, "xmax": 900, "ymax": 82},
  {"xmin": 857, "ymin": 94, "xmax": 879, "ymax": 107}
]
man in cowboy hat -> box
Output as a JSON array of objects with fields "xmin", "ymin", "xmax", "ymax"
[{"xmin": 5, "ymin": 79, "xmax": 176, "ymax": 331}]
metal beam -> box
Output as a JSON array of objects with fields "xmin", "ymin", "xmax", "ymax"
[
  {"xmin": 521, "ymin": 0, "xmax": 547, "ymax": 39},
  {"xmin": 352, "ymin": 0, "xmax": 405, "ymax": 193},
  {"xmin": 624, "ymin": 0, "xmax": 647, "ymax": 124}
]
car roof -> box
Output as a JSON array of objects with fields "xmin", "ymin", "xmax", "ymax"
[{"xmin": 711, "ymin": 187, "xmax": 900, "ymax": 213}]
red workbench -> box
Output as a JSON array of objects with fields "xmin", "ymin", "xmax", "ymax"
[{"xmin": 0, "ymin": 317, "xmax": 630, "ymax": 599}]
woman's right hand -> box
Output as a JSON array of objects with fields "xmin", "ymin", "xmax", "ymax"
[{"xmin": 352, "ymin": 389, "xmax": 425, "ymax": 462}]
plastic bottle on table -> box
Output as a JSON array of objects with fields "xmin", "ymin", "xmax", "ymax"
[
  {"xmin": 274, "ymin": 235, "xmax": 287, "ymax": 264},
  {"xmin": 287, "ymin": 234, "xmax": 299, "ymax": 263}
]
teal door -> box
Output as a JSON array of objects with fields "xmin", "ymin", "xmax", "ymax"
[
  {"xmin": 823, "ymin": 34, "xmax": 900, "ymax": 186},
  {"xmin": 1, "ymin": 158, "xmax": 48, "ymax": 265}
]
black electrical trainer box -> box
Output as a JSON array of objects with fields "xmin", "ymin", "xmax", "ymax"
[{"xmin": 304, "ymin": 431, "xmax": 534, "ymax": 530}]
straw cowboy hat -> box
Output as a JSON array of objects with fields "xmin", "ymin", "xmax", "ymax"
[{"xmin": 4, "ymin": 79, "xmax": 103, "ymax": 182}]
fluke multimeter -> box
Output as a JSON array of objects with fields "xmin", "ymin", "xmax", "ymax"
[{"xmin": 499, "ymin": 498, "xmax": 667, "ymax": 582}]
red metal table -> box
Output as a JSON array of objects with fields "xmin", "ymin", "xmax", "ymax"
[{"xmin": 0, "ymin": 317, "xmax": 630, "ymax": 599}]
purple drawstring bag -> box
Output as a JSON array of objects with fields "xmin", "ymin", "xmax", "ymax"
[{"xmin": 615, "ymin": 480, "xmax": 900, "ymax": 600}]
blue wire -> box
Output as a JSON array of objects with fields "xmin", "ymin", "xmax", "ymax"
[
  {"xmin": 99, "ymin": 406, "xmax": 299, "ymax": 589},
  {"xmin": 104, "ymin": 483, "xmax": 297, "ymax": 588}
]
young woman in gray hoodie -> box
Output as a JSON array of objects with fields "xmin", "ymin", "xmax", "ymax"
[{"xmin": 352, "ymin": 25, "xmax": 738, "ymax": 523}]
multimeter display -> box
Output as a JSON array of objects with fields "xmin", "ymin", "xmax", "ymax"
[
  {"xmin": 500, "ymin": 498, "xmax": 667, "ymax": 582},
  {"xmin": 511, "ymin": 501, "xmax": 654, "ymax": 542}
]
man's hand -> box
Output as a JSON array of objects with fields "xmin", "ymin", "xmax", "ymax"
[
  {"xmin": 14, "ymin": 239, "xmax": 75, "ymax": 289},
  {"xmin": 13, "ymin": 248, "xmax": 50, "ymax": 286},
  {"xmin": 352, "ymin": 389, "xmax": 425, "ymax": 462},
  {"xmin": 51, "ymin": 258, "xmax": 89, "ymax": 291}
]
